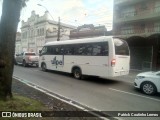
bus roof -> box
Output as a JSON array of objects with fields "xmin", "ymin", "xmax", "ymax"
[{"xmin": 45, "ymin": 36, "xmax": 114, "ymax": 46}]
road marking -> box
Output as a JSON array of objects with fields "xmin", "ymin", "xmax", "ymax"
[{"xmin": 109, "ymin": 88, "xmax": 160, "ymax": 102}]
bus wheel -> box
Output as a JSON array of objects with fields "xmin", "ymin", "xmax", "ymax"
[
  {"xmin": 73, "ymin": 68, "xmax": 82, "ymax": 79},
  {"xmin": 41, "ymin": 63, "xmax": 47, "ymax": 72}
]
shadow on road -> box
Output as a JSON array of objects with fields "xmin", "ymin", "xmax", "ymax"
[
  {"xmin": 45, "ymin": 70, "xmax": 121, "ymax": 85},
  {"xmin": 134, "ymin": 87, "xmax": 160, "ymax": 98},
  {"xmin": 15, "ymin": 64, "xmax": 38, "ymax": 68}
]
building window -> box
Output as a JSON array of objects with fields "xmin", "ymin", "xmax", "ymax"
[
  {"xmin": 42, "ymin": 28, "xmax": 44, "ymax": 35},
  {"xmin": 121, "ymin": 26, "xmax": 134, "ymax": 35},
  {"xmin": 37, "ymin": 29, "xmax": 39, "ymax": 36},
  {"xmin": 140, "ymin": 3, "xmax": 147, "ymax": 11},
  {"xmin": 37, "ymin": 28, "xmax": 45, "ymax": 36},
  {"xmin": 154, "ymin": 23, "xmax": 160, "ymax": 32},
  {"xmin": 155, "ymin": 1, "xmax": 160, "ymax": 13},
  {"xmin": 22, "ymin": 32, "xmax": 27, "ymax": 39},
  {"xmin": 31, "ymin": 30, "xmax": 34, "ymax": 37}
]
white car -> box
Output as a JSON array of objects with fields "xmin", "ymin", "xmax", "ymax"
[{"xmin": 134, "ymin": 71, "xmax": 160, "ymax": 95}]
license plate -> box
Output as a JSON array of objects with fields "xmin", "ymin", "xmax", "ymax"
[{"xmin": 121, "ymin": 71, "xmax": 125, "ymax": 75}]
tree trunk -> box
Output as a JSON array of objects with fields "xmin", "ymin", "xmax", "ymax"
[{"xmin": 0, "ymin": 0, "xmax": 23, "ymax": 100}]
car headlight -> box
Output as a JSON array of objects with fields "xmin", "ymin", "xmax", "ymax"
[{"xmin": 136, "ymin": 76, "xmax": 145, "ymax": 79}]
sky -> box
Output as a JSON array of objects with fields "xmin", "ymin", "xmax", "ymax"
[{"xmin": 0, "ymin": 0, "xmax": 113, "ymax": 31}]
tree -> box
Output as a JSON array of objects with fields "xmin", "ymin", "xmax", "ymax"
[{"xmin": 0, "ymin": 0, "xmax": 28, "ymax": 100}]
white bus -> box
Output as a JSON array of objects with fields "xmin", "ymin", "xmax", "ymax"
[{"xmin": 39, "ymin": 36, "xmax": 130, "ymax": 79}]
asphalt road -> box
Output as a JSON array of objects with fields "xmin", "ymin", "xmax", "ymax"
[{"xmin": 13, "ymin": 65, "xmax": 160, "ymax": 119}]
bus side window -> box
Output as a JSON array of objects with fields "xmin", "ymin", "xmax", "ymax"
[
  {"xmin": 59, "ymin": 47, "xmax": 64, "ymax": 55},
  {"xmin": 46, "ymin": 46, "xmax": 53, "ymax": 55},
  {"xmin": 64, "ymin": 45, "xmax": 74, "ymax": 55},
  {"xmin": 101, "ymin": 42, "xmax": 108, "ymax": 56},
  {"xmin": 74, "ymin": 44, "xmax": 92, "ymax": 56},
  {"xmin": 74, "ymin": 44, "xmax": 83, "ymax": 55},
  {"xmin": 50, "ymin": 45, "xmax": 63, "ymax": 55},
  {"xmin": 92, "ymin": 44, "xmax": 101, "ymax": 56},
  {"xmin": 92, "ymin": 42, "xmax": 108, "ymax": 56},
  {"xmin": 84, "ymin": 44, "xmax": 92, "ymax": 56}
]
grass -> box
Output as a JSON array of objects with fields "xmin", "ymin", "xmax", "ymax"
[
  {"xmin": 0, "ymin": 94, "xmax": 52, "ymax": 120},
  {"xmin": 0, "ymin": 94, "xmax": 47, "ymax": 111}
]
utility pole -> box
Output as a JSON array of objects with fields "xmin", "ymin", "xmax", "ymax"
[{"xmin": 57, "ymin": 17, "xmax": 60, "ymax": 41}]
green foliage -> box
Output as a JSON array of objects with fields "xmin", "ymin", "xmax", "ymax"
[
  {"xmin": 0, "ymin": 94, "xmax": 47, "ymax": 111},
  {"xmin": 0, "ymin": 94, "xmax": 54, "ymax": 120}
]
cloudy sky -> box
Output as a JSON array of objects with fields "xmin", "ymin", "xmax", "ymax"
[{"xmin": 0, "ymin": 0, "xmax": 113, "ymax": 31}]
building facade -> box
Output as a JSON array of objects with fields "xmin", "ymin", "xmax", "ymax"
[
  {"xmin": 21, "ymin": 11, "xmax": 76, "ymax": 54},
  {"xmin": 70, "ymin": 24, "xmax": 109, "ymax": 39},
  {"xmin": 15, "ymin": 32, "xmax": 22, "ymax": 54},
  {"xmin": 113, "ymin": 0, "xmax": 160, "ymax": 70}
]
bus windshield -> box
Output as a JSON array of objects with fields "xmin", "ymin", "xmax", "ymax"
[{"xmin": 114, "ymin": 38, "xmax": 129, "ymax": 56}]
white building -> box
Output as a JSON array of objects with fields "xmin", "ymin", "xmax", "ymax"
[
  {"xmin": 15, "ymin": 32, "xmax": 22, "ymax": 54},
  {"xmin": 21, "ymin": 11, "xmax": 76, "ymax": 54}
]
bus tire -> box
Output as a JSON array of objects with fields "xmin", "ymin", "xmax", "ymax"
[
  {"xmin": 73, "ymin": 68, "xmax": 82, "ymax": 79},
  {"xmin": 41, "ymin": 63, "xmax": 47, "ymax": 72}
]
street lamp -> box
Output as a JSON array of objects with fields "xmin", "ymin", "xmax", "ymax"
[{"xmin": 37, "ymin": 4, "xmax": 54, "ymax": 20}]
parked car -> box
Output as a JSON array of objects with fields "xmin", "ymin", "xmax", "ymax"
[
  {"xmin": 14, "ymin": 53, "xmax": 18, "ymax": 65},
  {"xmin": 15, "ymin": 52, "xmax": 39, "ymax": 67},
  {"xmin": 134, "ymin": 71, "xmax": 160, "ymax": 95}
]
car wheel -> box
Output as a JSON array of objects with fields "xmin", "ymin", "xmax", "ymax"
[
  {"xmin": 23, "ymin": 60, "xmax": 27, "ymax": 67},
  {"xmin": 73, "ymin": 68, "xmax": 82, "ymax": 79},
  {"xmin": 41, "ymin": 63, "xmax": 47, "ymax": 71},
  {"xmin": 141, "ymin": 82, "xmax": 157, "ymax": 95}
]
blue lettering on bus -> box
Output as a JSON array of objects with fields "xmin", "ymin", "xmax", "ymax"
[{"xmin": 51, "ymin": 56, "xmax": 63, "ymax": 67}]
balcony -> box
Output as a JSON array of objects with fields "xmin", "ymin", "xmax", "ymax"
[
  {"xmin": 114, "ymin": 7, "xmax": 160, "ymax": 24},
  {"xmin": 115, "ymin": 25, "xmax": 160, "ymax": 38},
  {"xmin": 114, "ymin": 0, "xmax": 146, "ymax": 6}
]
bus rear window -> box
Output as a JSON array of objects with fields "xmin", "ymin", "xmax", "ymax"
[{"xmin": 114, "ymin": 38, "xmax": 129, "ymax": 55}]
